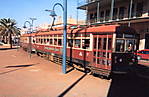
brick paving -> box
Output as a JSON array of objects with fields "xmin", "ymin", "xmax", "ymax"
[{"xmin": 0, "ymin": 46, "xmax": 110, "ymax": 97}]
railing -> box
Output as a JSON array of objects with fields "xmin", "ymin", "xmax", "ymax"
[
  {"xmin": 78, "ymin": 0, "xmax": 99, "ymax": 7},
  {"xmin": 87, "ymin": 13, "xmax": 148, "ymax": 24}
]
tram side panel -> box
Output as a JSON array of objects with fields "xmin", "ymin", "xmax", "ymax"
[{"xmin": 34, "ymin": 43, "xmax": 92, "ymax": 67}]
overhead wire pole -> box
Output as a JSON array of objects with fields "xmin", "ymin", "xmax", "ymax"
[
  {"xmin": 23, "ymin": 21, "xmax": 32, "ymax": 58},
  {"xmin": 45, "ymin": 1, "xmax": 67, "ymax": 74},
  {"xmin": 77, "ymin": 0, "xmax": 79, "ymax": 25},
  {"xmin": 128, "ymin": 0, "xmax": 133, "ymax": 27},
  {"xmin": 23, "ymin": 18, "xmax": 36, "ymax": 58},
  {"xmin": 62, "ymin": 0, "xmax": 67, "ymax": 74}
]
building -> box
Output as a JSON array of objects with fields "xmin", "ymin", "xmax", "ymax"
[
  {"xmin": 78, "ymin": 0, "xmax": 149, "ymax": 50},
  {"xmin": 54, "ymin": 16, "xmax": 86, "ymax": 25}
]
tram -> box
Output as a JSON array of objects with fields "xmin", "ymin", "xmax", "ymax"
[{"xmin": 20, "ymin": 25, "xmax": 138, "ymax": 78}]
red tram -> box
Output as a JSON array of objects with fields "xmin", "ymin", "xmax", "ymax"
[{"xmin": 20, "ymin": 25, "xmax": 138, "ymax": 78}]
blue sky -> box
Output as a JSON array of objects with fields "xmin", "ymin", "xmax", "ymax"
[{"xmin": 0, "ymin": 0, "xmax": 85, "ymax": 28}]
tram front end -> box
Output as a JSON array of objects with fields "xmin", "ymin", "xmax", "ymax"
[{"xmin": 111, "ymin": 52, "xmax": 138, "ymax": 75}]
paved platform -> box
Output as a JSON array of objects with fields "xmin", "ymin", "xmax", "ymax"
[{"xmin": 0, "ymin": 47, "xmax": 110, "ymax": 97}]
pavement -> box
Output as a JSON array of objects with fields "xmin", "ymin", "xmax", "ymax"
[{"xmin": 0, "ymin": 46, "xmax": 111, "ymax": 97}]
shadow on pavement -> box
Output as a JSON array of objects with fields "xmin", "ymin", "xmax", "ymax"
[
  {"xmin": 5, "ymin": 64, "xmax": 35, "ymax": 68},
  {"xmin": 0, "ymin": 48, "xmax": 17, "ymax": 50},
  {"xmin": 57, "ymin": 73, "xmax": 87, "ymax": 97},
  {"xmin": 0, "ymin": 64, "xmax": 37, "ymax": 75},
  {"xmin": 107, "ymin": 71, "xmax": 149, "ymax": 97}
]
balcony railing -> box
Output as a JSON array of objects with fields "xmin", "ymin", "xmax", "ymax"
[
  {"xmin": 78, "ymin": 0, "xmax": 87, "ymax": 7},
  {"xmin": 78, "ymin": 0, "xmax": 99, "ymax": 7},
  {"xmin": 87, "ymin": 12, "xmax": 149, "ymax": 24}
]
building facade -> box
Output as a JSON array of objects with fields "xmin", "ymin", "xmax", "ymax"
[{"xmin": 78, "ymin": 0, "xmax": 149, "ymax": 50}]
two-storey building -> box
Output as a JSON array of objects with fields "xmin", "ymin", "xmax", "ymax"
[{"xmin": 78, "ymin": 0, "xmax": 149, "ymax": 50}]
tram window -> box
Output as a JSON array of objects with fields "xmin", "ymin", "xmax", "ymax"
[
  {"xmin": 108, "ymin": 38, "xmax": 112, "ymax": 50},
  {"xmin": 36, "ymin": 39, "xmax": 38, "ymax": 43},
  {"xmin": 94, "ymin": 38, "xmax": 97, "ymax": 49},
  {"xmin": 41, "ymin": 39, "xmax": 43, "ymax": 44},
  {"xmin": 102, "ymin": 60, "xmax": 107, "ymax": 65},
  {"xmin": 98, "ymin": 38, "xmax": 102, "ymax": 49},
  {"xmin": 94, "ymin": 51, "xmax": 96, "ymax": 56},
  {"xmin": 97, "ymin": 52, "xmax": 102, "ymax": 57},
  {"xmin": 116, "ymin": 39, "xmax": 125, "ymax": 52},
  {"xmin": 74, "ymin": 39, "xmax": 81, "ymax": 48},
  {"xmin": 50, "ymin": 39, "xmax": 53, "ymax": 45},
  {"xmin": 33, "ymin": 39, "xmax": 35, "ymax": 43},
  {"xmin": 116, "ymin": 33, "xmax": 123, "ymax": 38},
  {"xmin": 97, "ymin": 59, "xmax": 100, "ymax": 64},
  {"xmin": 124, "ymin": 34, "xmax": 135, "ymax": 38},
  {"xmin": 47, "ymin": 39, "xmax": 49, "ymax": 43},
  {"xmin": 58, "ymin": 39, "xmax": 62, "ymax": 46},
  {"xmin": 68, "ymin": 39, "xmax": 73, "ymax": 47},
  {"xmin": 103, "ymin": 38, "xmax": 107, "ymax": 50},
  {"xmin": 103, "ymin": 52, "xmax": 106, "ymax": 57},
  {"xmin": 93, "ymin": 58, "xmax": 96, "ymax": 63},
  {"xmin": 107, "ymin": 60, "xmax": 111, "ymax": 66},
  {"xmin": 54, "ymin": 39, "xmax": 57, "ymax": 45},
  {"xmin": 107, "ymin": 53, "xmax": 112, "ymax": 58},
  {"xmin": 82, "ymin": 39, "xmax": 90, "ymax": 49},
  {"xmin": 44, "ymin": 39, "xmax": 46, "ymax": 44},
  {"xmin": 125, "ymin": 40, "xmax": 135, "ymax": 52}
]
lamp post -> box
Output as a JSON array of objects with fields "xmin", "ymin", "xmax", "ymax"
[
  {"xmin": 45, "ymin": 0, "xmax": 67, "ymax": 74},
  {"xmin": 23, "ymin": 18, "xmax": 36, "ymax": 58}
]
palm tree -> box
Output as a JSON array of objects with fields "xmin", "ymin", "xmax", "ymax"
[{"xmin": 0, "ymin": 18, "xmax": 20, "ymax": 48}]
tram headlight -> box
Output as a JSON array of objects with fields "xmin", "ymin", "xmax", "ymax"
[
  {"xmin": 137, "ymin": 56, "xmax": 141, "ymax": 60},
  {"xmin": 118, "ymin": 58, "xmax": 123, "ymax": 63}
]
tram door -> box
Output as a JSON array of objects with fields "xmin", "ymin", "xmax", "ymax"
[{"xmin": 92, "ymin": 34, "xmax": 113, "ymax": 75}]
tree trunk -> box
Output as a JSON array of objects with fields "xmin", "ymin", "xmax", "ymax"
[{"xmin": 9, "ymin": 33, "xmax": 12, "ymax": 48}]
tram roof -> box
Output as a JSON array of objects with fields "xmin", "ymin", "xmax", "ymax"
[{"xmin": 21, "ymin": 25, "xmax": 136, "ymax": 36}]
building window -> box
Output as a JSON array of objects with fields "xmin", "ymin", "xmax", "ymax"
[
  {"xmin": 136, "ymin": 2, "xmax": 143, "ymax": 17},
  {"xmin": 90, "ymin": 13, "xmax": 94, "ymax": 19},
  {"xmin": 113, "ymin": 8, "xmax": 118, "ymax": 20},
  {"xmin": 119, "ymin": 7, "xmax": 125, "ymax": 19},
  {"xmin": 128, "ymin": 4, "xmax": 135, "ymax": 18},
  {"xmin": 105, "ymin": 10, "xmax": 110, "ymax": 21},
  {"xmin": 100, "ymin": 11, "xmax": 104, "ymax": 22}
]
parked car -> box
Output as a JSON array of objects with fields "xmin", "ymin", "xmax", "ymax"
[{"xmin": 136, "ymin": 49, "xmax": 149, "ymax": 60}]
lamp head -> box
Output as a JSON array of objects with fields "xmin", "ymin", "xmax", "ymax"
[
  {"xmin": 49, "ymin": 10, "xmax": 57, "ymax": 17},
  {"xmin": 23, "ymin": 25, "xmax": 27, "ymax": 28}
]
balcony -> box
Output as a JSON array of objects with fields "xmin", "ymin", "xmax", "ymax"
[
  {"xmin": 78, "ymin": 0, "xmax": 100, "ymax": 10},
  {"xmin": 87, "ymin": 12, "xmax": 149, "ymax": 25}
]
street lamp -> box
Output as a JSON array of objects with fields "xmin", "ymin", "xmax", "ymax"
[
  {"xmin": 23, "ymin": 18, "xmax": 36, "ymax": 58},
  {"xmin": 45, "ymin": 0, "xmax": 67, "ymax": 74}
]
